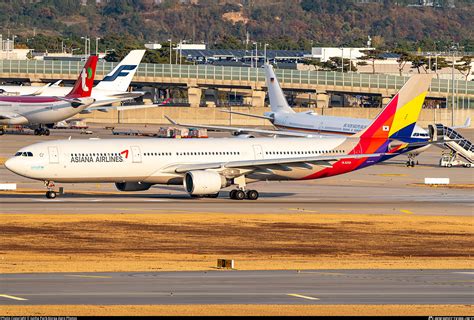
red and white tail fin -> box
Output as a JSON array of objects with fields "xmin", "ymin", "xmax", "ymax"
[{"xmin": 65, "ymin": 55, "xmax": 99, "ymax": 98}]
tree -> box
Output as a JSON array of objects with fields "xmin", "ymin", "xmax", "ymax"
[
  {"xmin": 455, "ymin": 56, "xmax": 473, "ymax": 80},
  {"xmin": 395, "ymin": 50, "xmax": 414, "ymax": 76},
  {"xmin": 359, "ymin": 49, "xmax": 384, "ymax": 74}
]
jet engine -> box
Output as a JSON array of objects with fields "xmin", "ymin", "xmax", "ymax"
[
  {"xmin": 115, "ymin": 182, "xmax": 153, "ymax": 191},
  {"xmin": 233, "ymin": 133, "xmax": 255, "ymax": 138},
  {"xmin": 184, "ymin": 170, "xmax": 227, "ymax": 195}
]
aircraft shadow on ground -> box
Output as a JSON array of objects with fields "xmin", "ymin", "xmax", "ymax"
[{"xmin": 0, "ymin": 191, "xmax": 295, "ymax": 200}]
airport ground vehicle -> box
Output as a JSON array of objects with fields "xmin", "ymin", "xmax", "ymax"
[
  {"xmin": 5, "ymin": 74, "xmax": 432, "ymax": 200},
  {"xmin": 439, "ymin": 153, "xmax": 472, "ymax": 168}
]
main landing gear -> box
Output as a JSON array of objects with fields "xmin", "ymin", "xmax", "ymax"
[
  {"xmin": 229, "ymin": 189, "xmax": 259, "ymax": 200},
  {"xmin": 228, "ymin": 175, "xmax": 259, "ymax": 200},
  {"xmin": 34, "ymin": 127, "xmax": 50, "ymax": 136},
  {"xmin": 44, "ymin": 181, "xmax": 57, "ymax": 199},
  {"xmin": 406, "ymin": 154, "xmax": 418, "ymax": 167}
]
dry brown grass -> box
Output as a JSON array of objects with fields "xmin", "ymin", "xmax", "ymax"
[
  {"xmin": 2, "ymin": 305, "xmax": 472, "ymax": 316},
  {"xmin": 1, "ymin": 213, "xmax": 473, "ymax": 273}
]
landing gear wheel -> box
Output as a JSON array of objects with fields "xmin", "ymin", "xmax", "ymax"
[
  {"xmin": 229, "ymin": 190, "xmax": 237, "ymax": 199},
  {"xmin": 45, "ymin": 190, "xmax": 57, "ymax": 199},
  {"xmin": 246, "ymin": 190, "xmax": 259, "ymax": 200},
  {"xmin": 233, "ymin": 190, "xmax": 245, "ymax": 200},
  {"xmin": 34, "ymin": 128, "xmax": 40, "ymax": 135},
  {"xmin": 44, "ymin": 129, "xmax": 50, "ymax": 136}
]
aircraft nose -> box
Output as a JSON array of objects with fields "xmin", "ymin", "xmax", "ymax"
[{"xmin": 5, "ymin": 157, "xmax": 21, "ymax": 175}]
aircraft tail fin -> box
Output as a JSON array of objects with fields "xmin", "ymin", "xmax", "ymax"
[
  {"xmin": 354, "ymin": 74, "xmax": 432, "ymax": 140},
  {"xmin": 264, "ymin": 64, "xmax": 295, "ymax": 114},
  {"xmin": 94, "ymin": 50, "xmax": 145, "ymax": 92},
  {"xmin": 65, "ymin": 55, "xmax": 99, "ymax": 98}
]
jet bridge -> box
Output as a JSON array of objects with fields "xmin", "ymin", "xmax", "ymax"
[{"xmin": 429, "ymin": 124, "xmax": 473, "ymax": 166}]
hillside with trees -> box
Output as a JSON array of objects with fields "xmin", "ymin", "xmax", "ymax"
[{"xmin": 1, "ymin": 0, "xmax": 472, "ymax": 56}]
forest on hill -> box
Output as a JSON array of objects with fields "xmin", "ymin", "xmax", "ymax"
[{"xmin": 1, "ymin": 0, "xmax": 472, "ymax": 55}]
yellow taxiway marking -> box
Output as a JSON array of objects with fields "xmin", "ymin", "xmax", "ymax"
[
  {"xmin": 287, "ymin": 293, "xmax": 320, "ymax": 301},
  {"xmin": 0, "ymin": 294, "xmax": 28, "ymax": 301},
  {"xmin": 288, "ymin": 208, "xmax": 319, "ymax": 213},
  {"xmin": 400, "ymin": 209, "xmax": 414, "ymax": 214},
  {"xmin": 66, "ymin": 275, "xmax": 112, "ymax": 279}
]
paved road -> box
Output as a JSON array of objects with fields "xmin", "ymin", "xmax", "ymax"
[{"xmin": 0, "ymin": 270, "xmax": 472, "ymax": 305}]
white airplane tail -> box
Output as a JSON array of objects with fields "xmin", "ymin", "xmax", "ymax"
[
  {"xmin": 264, "ymin": 64, "xmax": 295, "ymax": 114},
  {"xmin": 95, "ymin": 50, "xmax": 146, "ymax": 92}
]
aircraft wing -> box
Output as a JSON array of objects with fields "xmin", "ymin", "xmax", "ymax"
[
  {"xmin": 84, "ymin": 104, "xmax": 160, "ymax": 113},
  {"xmin": 220, "ymin": 109, "xmax": 274, "ymax": 120},
  {"xmin": 162, "ymin": 153, "xmax": 389, "ymax": 174},
  {"xmin": 451, "ymin": 117, "xmax": 471, "ymax": 130},
  {"xmin": 164, "ymin": 116, "xmax": 318, "ymax": 138}
]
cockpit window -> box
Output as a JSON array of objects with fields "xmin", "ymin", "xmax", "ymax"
[{"xmin": 16, "ymin": 152, "xmax": 33, "ymax": 157}]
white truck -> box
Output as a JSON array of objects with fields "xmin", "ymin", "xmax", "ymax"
[{"xmin": 439, "ymin": 153, "xmax": 472, "ymax": 168}]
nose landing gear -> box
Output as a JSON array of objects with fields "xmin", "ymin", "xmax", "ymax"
[{"xmin": 44, "ymin": 181, "xmax": 57, "ymax": 199}]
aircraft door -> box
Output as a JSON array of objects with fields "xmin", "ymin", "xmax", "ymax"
[
  {"xmin": 48, "ymin": 146, "xmax": 59, "ymax": 164},
  {"xmin": 253, "ymin": 145, "xmax": 264, "ymax": 160},
  {"xmin": 131, "ymin": 146, "xmax": 142, "ymax": 163}
]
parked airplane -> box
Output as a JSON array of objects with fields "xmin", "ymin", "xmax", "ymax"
[
  {"xmin": 0, "ymin": 55, "xmax": 99, "ymax": 136},
  {"xmin": 0, "ymin": 50, "xmax": 147, "ymax": 109},
  {"xmin": 5, "ymin": 73, "xmax": 432, "ymax": 200},
  {"xmin": 170, "ymin": 64, "xmax": 432, "ymax": 166}
]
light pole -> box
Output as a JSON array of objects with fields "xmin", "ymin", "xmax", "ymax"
[
  {"xmin": 341, "ymin": 47, "xmax": 344, "ymax": 72},
  {"xmin": 253, "ymin": 42, "xmax": 258, "ymax": 69},
  {"xmin": 349, "ymin": 48, "xmax": 353, "ymax": 72},
  {"xmin": 264, "ymin": 43, "xmax": 268, "ymax": 64},
  {"xmin": 95, "ymin": 37, "xmax": 100, "ymax": 55},
  {"xmin": 61, "ymin": 38, "xmax": 68, "ymax": 54},
  {"xmin": 450, "ymin": 44, "xmax": 456, "ymax": 126},
  {"xmin": 81, "ymin": 36, "xmax": 89, "ymax": 58},
  {"xmin": 168, "ymin": 39, "xmax": 172, "ymax": 66}
]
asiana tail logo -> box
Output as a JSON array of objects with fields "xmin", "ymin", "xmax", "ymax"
[{"xmin": 70, "ymin": 149, "xmax": 129, "ymax": 163}]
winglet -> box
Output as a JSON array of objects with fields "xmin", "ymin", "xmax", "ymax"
[{"xmin": 164, "ymin": 115, "xmax": 178, "ymax": 125}]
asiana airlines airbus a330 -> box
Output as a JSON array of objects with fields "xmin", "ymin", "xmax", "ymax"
[{"xmin": 5, "ymin": 73, "xmax": 432, "ymax": 200}]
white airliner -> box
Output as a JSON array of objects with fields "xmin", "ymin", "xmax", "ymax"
[
  {"xmin": 0, "ymin": 55, "xmax": 99, "ymax": 136},
  {"xmin": 169, "ymin": 64, "xmax": 432, "ymax": 166},
  {"xmin": 0, "ymin": 50, "xmax": 149, "ymax": 110},
  {"xmin": 5, "ymin": 73, "xmax": 433, "ymax": 200}
]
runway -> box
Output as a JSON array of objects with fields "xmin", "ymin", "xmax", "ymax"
[{"xmin": 0, "ymin": 269, "xmax": 472, "ymax": 305}]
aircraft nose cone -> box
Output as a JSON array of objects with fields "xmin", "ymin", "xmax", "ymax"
[{"xmin": 5, "ymin": 157, "xmax": 21, "ymax": 174}]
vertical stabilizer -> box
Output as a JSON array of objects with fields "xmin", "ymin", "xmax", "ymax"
[
  {"xmin": 355, "ymin": 74, "xmax": 433, "ymax": 140},
  {"xmin": 65, "ymin": 55, "xmax": 98, "ymax": 98},
  {"xmin": 95, "ymin": 50, "xmax": 146, "ymax": 92},
  {"xmin": 264, "ymin": 64, "xmax": 295, "ymax": 114}
]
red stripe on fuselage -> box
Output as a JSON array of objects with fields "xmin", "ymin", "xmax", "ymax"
[{"xmin": 0, "ymin": 96, "xmax": 59, "ymax": 103}]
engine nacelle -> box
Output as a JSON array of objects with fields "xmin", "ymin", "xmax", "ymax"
[
  {"xmin": 115, "ymin": 182, "xmax": 153, "ymax": 192},
  {"xmin": 184, "ymin": 171, "xmax": 227, "ymax": 195},
  {"xmin": 232, "ymin": 132, "xmax": 255, "ymax": 138}
]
